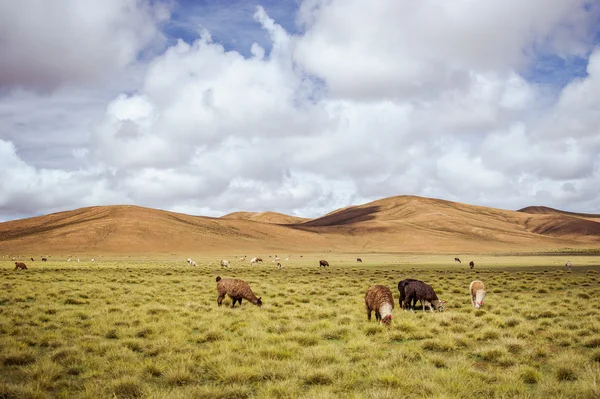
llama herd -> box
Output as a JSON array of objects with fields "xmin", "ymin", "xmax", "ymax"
[{"xmin": 214, "ymin": 271, "xmax": 487, "ymax": 325}]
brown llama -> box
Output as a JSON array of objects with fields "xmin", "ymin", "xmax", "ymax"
[
  {"xmin": 469, "ymin": 261, "xmax": 475, "ymax": 269},
  {"xmin": 454, "ymin": 257, "xmax": 461, "ymax": 263},
  {"xmin": 319, "ymin": 260, "xmax": 329, "ymax": 267},
  {"xmin": 356, "ymin": 258, "xmax": 363, "ymax": 263},
  {"xmin": 14, "ymin": 262, "xmax": 28, "ymax": 270},
  {"xmin": 216, "ymin": 276, "xmax": 262, "ymax": 308},
  {"xmin": 397, "ymin": 278, "xmax": 423, "ymax": 309},
  {"xmin": 365, "ymin": 285, "xmax": 394, "ymax": 324},
  {"xmin": 404, "ymin": 280, "xmax": 445, "ymax": 312}
]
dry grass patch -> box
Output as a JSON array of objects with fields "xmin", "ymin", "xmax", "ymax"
[{"xmin": 0, "ymin": 257, "xmax": 599, "ymax": 398}]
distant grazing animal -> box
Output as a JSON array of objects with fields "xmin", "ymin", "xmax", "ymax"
[
  {"xmin": 274, "ymin": 257, "xmax": 280, "ymax": 262},
  {"xmin": 67, "ymin": 258, "xmax": 71, "ymax": 262},
  {"xmin": 256, "ymin": 258, "xmax": 263, "ymax": 263},
  {"xmin": 397, "ymin": 278, "xmax": 423, "ymax": 309},
  {"xmin": 285, "ymin": 257, "xmax": 289, "ymax": 261},
  {"xmin": 91, "ymin": 258, "xmax": 95, "ymax": 262},
  {"xmin": 41, "ymin": 257, "xmax": 47, "ymax": 262},
  {"xmin": 469, "ymin": 261, "xmax": 475, "ymax": 269},
  {"xmin": 220, "ymin": 260, "xmax": 230, "ymax": 268},
  {"xmin": 30, "ymin": 257, "xmax": 34, "ymax": 261},
  {"xmin": 565, "ymin": 261, "xmax": 573, "ymax": 270},
  {"xmin": 187, "ymin": 258, "xmax": 192, "ymax": 264},
  {"xmin": 250, "ymin": 257, "xmax": 258, "ymax": 265},
  {"xmin": 454, "ymin": 257, "xmax": 461, "ymax": 263},
  {"xmin": 216, "ymin": 276, "xmax": 262, "ymax": 307},
  {"xmin": 277, "ymin": 262, "xmax": 281, "ymax": 270},
  {"xmin": 14, "ymin": 262, "xmax": 28, "ymax": 270},
  {"xmin": 365, "ymin": 285, "xmax": 394, "ymax": 324},
  {"xmin": 357, "ymin": 258, "xmax": 362, "ymax": 263},
  {"xmin": 404, "ymin": 280, "xmax": 445, "ymax": 312},
  {"xmin": 239, "ymin": 257, "xmax": 245, "ymax": 261},
  {"xmin": 469, "ymin": 280, "xmax": 486, "ymax": 309},
  {"xmin": 319, "ymin": 260, "xmax": 329, "ymax": 267}
]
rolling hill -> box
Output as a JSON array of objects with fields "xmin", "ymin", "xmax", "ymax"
[
  {"xmin": 221, "ymin": 211, "xmax": 308, "ymax": 224},
  {"xmin": 0, "ymin": 196, "xmax": 599, "ymax": 255}
]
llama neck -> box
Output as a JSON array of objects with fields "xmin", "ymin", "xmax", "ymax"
[
  {"xmin": 475, "ymin": 290, "xmax": 486, "ymax": 304},
  {"xmin": 379, "ymin": 302, "xmax": 393, "ymax": 319}
]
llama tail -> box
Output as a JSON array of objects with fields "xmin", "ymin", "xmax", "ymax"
[{"xmin": 216, "ymin": 276, "xmax": 221, "ymax": 282}]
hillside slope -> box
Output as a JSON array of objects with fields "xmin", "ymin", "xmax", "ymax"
[
  {"xmin": 221, "ymin": 211, "xmax": 308, "ymax": 224},
  {"xmin": 0, "ymin": 196, "xmax": 599, "ymax": 255}
]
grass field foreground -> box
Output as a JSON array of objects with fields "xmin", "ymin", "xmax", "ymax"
[{"xmin": 1, "ymin": 255, "xmax": 599, "ymax": 398}]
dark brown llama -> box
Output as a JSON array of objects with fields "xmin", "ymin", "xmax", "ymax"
[
  {"xmin": 14, "ymin": 262, "xmax": 28, "ymax": 270},
  {"xmin": 397, "ymin": 278, "xmax": 423, "ymax": 309},
  {"xmin": 404, "ymin": 280, "xmax": 445, "ymax": 312}
]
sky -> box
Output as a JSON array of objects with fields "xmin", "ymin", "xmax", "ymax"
[{"xmin": 1, "ymin": 0, "xmax": 600, "ymax": 222}]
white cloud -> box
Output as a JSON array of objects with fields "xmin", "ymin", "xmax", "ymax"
[
  {"xmin": 0, "ymin": 0, "xmax": 169, "ymax": 90},
  {"xmin": 1, "ymin": 1, "xmax": 600, "ymax": 222}
]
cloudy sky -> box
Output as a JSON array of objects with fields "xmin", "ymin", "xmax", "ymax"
[{"xmin": 1, "ymin": 0, "xmax": 600, "ymax": 222}]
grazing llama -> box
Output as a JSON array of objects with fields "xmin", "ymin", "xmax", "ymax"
[
  {"xmin": 14, "ymin": 262, "xmax": 28, "ymax": 270},
  {"xmin": 216, "ymin": 276, "xmax": 262, "ymax": 307},
  {"xmin": 469, "ymin": 280, "xmax": 486, "ymax": 309},
  {"xmin": 404, "ymin": 280, "xmax": 445, "ymax": 312},
  {"xmin": 365, "ymin": 285, "xmax": 394, "ymax": 324}
]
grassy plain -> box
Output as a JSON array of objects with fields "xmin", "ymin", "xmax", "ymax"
[{"xmin": 1, "ymin": 254, "xmax": 599, "ymax": 398}]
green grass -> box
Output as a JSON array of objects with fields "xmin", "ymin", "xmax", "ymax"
[{"xmin": 1, "ymin": 255, "xmax": 599, "ymax": 398}]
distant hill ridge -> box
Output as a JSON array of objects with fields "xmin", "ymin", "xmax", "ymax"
[
  {"xmin": 0, "ymin": 195, "xmax": 599, "ymax": 254},
  {"xmin": 518, "ymin": 206, "xmax": 600, "ymax": 219}
]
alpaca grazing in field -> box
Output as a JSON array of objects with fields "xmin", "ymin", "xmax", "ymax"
[
  {"xmin": 41, "ymin": 257, "xmax": 47, "ymax": 262},
  {"xmin": 220, "ymin": 260, "xmax": 230, "ymax": 268},
  {"xmin": 403, "ymin": 280, "xmax": 445, "ymax": 312},
  {"xmin": 469, "ymin": 280, "xmax": 486, "ymax": 309},
  {"xmin": 14, "ymin": 262, "xmax": 28, "ymax": 270},
  {"xmin": 365, "ymin": 285, "xmax": 394, "ymax": 324},
  {"xmin": 469, "ymin": 261, "xmax": 475, "ymax": 269},
  {"xmin": 454, "ymin": 257, "xmax": 461, "ymax": 263},
  {"xmin": 319, "ymin": 260, "xmax": 329, "ymax": 267},
  {"xmin": 216, "ymin": 276, "xmax": 262, "ymax": 307},
  {"xmin": 250, "ymin": 257, "xmax": 258, "ymax": 265},
  {"xmin": 357, "ymin": 258, "xmax": 362, "ymax": 263},
  {"xmin": 30, "ymin": 257, "xmax": 34, "ymax": 261},
  {"xmin": 565, "ymin": 261, "xmax": 573, "ymax": 270},
  {"xmin": 186, "ymin": 259, "xmax": 197, "ymax": 266},
  {"xmin": 397, "ymin": 278, "xmax": 423, "ymax": 309}
]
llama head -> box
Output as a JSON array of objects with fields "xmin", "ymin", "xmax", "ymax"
[
  {"xmin": 257, "ymin": 297, "xmax": 263, "ymax": 307},
  {"xmin": 381, "ymin": 314, "xmax": 392, "ymax": 325},
  {"xmin": 435, "ymin": 300, "xmax": 446, "ymax": 312},
  {"xmin": 475, "ymin": 290, "xmax": 486, "ymax": 309}
]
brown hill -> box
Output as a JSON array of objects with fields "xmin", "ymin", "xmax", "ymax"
[
  {"xmin": 0, "ymin": 196, "xmax": 599, "ymax": 255},
  {"xmin": 519, "ymin": 206, "xmax": 600, "ymax": 221},
  {"xmin": 221, "ymin": 211, "xmax": 308, "ymax": 224}
]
